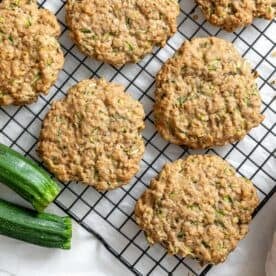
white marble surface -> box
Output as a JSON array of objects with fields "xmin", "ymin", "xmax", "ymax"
[{"xmin": 0, "ymin": 181, "xmax": 275, "ymax": 276}]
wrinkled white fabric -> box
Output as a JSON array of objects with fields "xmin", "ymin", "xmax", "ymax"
[
  {"xmin": 0, "ymin": 184, "xmax": 128, "ymax": 276},
  {"xmin": 266, "ymin": 232, "xmax": 276, "ymax": 276},
  {"xmin": 0, "ymin": 206, "xmax": 128, "ymax": 276},
  {"xmin": 0, "ymin": 183, "xmax": 275, "ymax": 276},
  {"xmin": 210, "ymin": 193, "xmax": 276, "ymax": 276}
]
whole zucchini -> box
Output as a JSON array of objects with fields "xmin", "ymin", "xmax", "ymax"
[
  {"xmin": 0, "ymin": 143, "xmax": 60, "ymax": 212},
  {"xmin": 0, "ymin": 199, "xmax": 72, "ymax": 249}
]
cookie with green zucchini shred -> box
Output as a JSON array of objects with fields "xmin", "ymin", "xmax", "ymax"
[
  {"xmin": 0, "ymin": 0, "xmax": 64, "ymax": 106},
  {"xmin": 154, "ymin": 37, "xmax": 264, "ymax": 149},
  {"xmin": 66, "ymin": 0, "xmax": 179, "ymax": 65},
  {"xmin": 135, "ymin": 154, "xmax": 259, "ymax": 264},
  {"xmin": 38, "ymin": 78, "xmax": 145, "ymax": 191},
  {"xmin": 196, "ymin": 0, "xmax": 275, "ymax": 32}
]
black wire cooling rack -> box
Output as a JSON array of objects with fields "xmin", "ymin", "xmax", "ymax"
[{"xmin": 0, "ymin": 0, "xmax": 275, "ymax": 275}]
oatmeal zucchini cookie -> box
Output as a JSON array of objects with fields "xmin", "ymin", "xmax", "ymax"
[
  {"xmin": 196, "ymin": 0, "xmax": 275, "ymax": 31},
  {"xmin": 0, "ymin": 0, "xmax": 64, "ymax": 106},
  {"xmin": 135, "ymin": 155, "xmax": 259, "ymax": 264},
  {"xmin": 154, "ymin": 37, "xmax": 264, "ymax": 149},
  {"xmin": 38, "ymin": 78, "xmax": 145, "ymax": 191},
  {"xmin": 66, "ymin": 0, "xmax": 179, "ymax": 65}
]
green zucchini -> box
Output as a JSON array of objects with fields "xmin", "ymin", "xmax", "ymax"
[
  {"xmin": 0, "ymin": 143, "xmax": 60, "ymax": 212},
  {"xmin": 0, "ymin": 199, "xmax": 72, "ymax": 249}
]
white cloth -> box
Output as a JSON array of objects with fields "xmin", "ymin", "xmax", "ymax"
[
  {"xmin": 0, "ymin": 184, "xmax": 128, "ymax": 276},
  {"xmin": 266, "ymin": 232, "xmax": 276, "ymax": 276},
  {"xmin": 0, "ymin": 183, "xmax": 275, "ymax": 276},
  {"xmin": 0, "ymin": 205, "xmax": 128, "ymax": 276}
]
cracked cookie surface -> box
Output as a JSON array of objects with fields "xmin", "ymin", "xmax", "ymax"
[
  {"xmin": 135, "ymin": 154, "xmax": 259, "ymax": 264},
  {"xmin": 196, "ymin": 0, "xmax": 275, "ymax": 31},
  {"xmin": 66, "ymin": 0, "xmax": 179, "ymax": 65},
  {"xmin": 0, "ymin": 0, "xmax": 64, "ymax": 105},
  {"xmin": 38, "ymin": 78, "xmax": 145, "ymax": 191},
  {"xmin": 154, "ymin": 37, "xmax": 264, "ymax": 149}
]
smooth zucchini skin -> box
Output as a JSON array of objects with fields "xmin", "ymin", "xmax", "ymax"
[
  {"xmin": 0, "ymin": 143, "xmax": 61, "ymax": 212},
  {"xmin": 0, "ymin": 199, "xmax": 72, "ymax": 249}
]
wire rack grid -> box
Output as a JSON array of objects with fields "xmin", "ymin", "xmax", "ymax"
[{"xmin": 0, "ymin": 0, "xmax": 275, "ymax": 275}]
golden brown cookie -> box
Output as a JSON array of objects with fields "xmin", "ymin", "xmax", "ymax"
[
  {"xmin": 0, "ymin": 0, "xmax": 64, "ymax": 106},
  {"xmin": 154, "ymin": 37, "xmax": 264, "ymax": 149},
  {"xmin": 196, "ymin": 0, "xmax": 275, "ymax": 31},
  {"xmin": 66, "ymin": 0, "xmax": 179, "ymax": 65},
  {"xmin": 38, "ymin": 78, "xmax": 145, "ymax": 191},
  {"xmin": 135, "ymin": 154, "xmax": 259, "ymax": 264}
]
